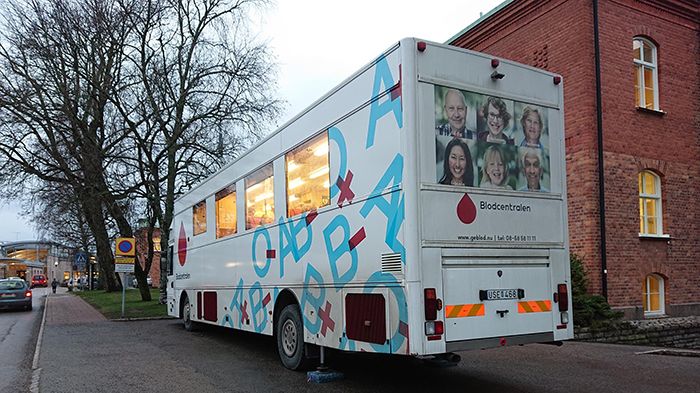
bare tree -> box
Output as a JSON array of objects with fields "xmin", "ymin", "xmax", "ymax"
[
  {"xmin": 0, "ymin": 0, "xmax": 136, "ymax": 291},
  {"xmin": 114, "ymin": 0, "xmax": 281, "ymax": 300}
]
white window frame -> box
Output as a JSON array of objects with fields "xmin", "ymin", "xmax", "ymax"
[
  {"xmin": 643, "ymin": 274, "xmax": 665, "ymax": 316},
  {"xmin": 633, "ymin": 37, "xmax": 659, "ymax": 110},
  {"xmin": 639, "ymin": 170, "xmax": 663, "ymax": 237}
]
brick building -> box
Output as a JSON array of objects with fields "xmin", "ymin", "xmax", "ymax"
[
  {"xmin": 135, "ymin": 227, "xmax": 162, "ymax": 288},
  {"xmin": 448, "ymin": 0, "xmax": 699, "ymax": 318}
]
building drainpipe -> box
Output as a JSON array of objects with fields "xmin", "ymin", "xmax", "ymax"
[{"xmin": 593, "ymin": 0, "xmax": 608, "ymax": 300}]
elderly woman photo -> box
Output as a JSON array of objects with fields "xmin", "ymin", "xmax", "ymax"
[{"xmin": 519, "ymin": 106, "xmax": 544, "ymax": 148}]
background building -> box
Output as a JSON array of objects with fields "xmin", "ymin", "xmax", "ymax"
[
  {"xmin": 1, "ymin": 241, "xmax": 74, "ymax": 281},
  {"xmin": 448, "ymin": 0, "xmax": 699, "ymax": 318}
]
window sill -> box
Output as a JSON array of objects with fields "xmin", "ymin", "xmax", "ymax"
[
  {"xmin": 639, "ymin": 234, "xmax": 670, "ymax": 240},
  {"xmin": 635, "ymin": 106, "xmax": 665, "ymax": 116}
]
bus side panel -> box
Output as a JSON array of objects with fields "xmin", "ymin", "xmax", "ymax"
[{"xmin": 170, "ymin": 46, "xmax": 410, "ymax": 355}]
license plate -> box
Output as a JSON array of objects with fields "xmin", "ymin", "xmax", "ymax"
[
  {"xmin": 1, "ymin": 293, "xmax": 14, "ymax": 298},
  {"xmin": 485, "ymin": 289, "xmax": 518, "ymax": 300}
]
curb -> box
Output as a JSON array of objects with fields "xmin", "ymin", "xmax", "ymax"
[
  {"xmin": 111, "ymin": 316, "xmax": 176, "ymax": 322},
  {"xmin": 636, "ymin": 348, "xmax": 700, "ymax": 357},
  {"xmin": 29, "ymin": 293, "xmax": 49, "ymax": 393}
]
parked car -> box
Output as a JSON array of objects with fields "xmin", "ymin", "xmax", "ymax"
[
  {"xmin": 0, "ymin": 278, "xmax": 32, "ymax": 311},
  {"xmin": 31, "ymin": 274, "xmax": 48, "ymax": 288}
]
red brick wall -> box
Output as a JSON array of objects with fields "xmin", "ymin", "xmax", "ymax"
[
  {"xmin": 450, "ymin": 0, "xmax": 700, "ymax": 314},
  {"xmin": 135, "ymin": 227, "xmax": 162, "ymax": 288}
]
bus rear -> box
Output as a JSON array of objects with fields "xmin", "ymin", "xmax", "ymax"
[{"xmin": 408, "ymin": 40, "xmax": 572, "ymax": 355}]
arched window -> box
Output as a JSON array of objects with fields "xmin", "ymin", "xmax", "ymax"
[
  {"xmin": 639, "ymin": 171, "xmax": 662, "ymax": 236},
  {"xmin": 642, "ymin": 274, "xmax": 665, "ymax": 316},
  {"xmin": 633, "ymin": 37, "xmax": 658, "ymax": 110}
]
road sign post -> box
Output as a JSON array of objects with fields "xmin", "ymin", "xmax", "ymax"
[{"xmin": 115, "ymin": 238, "xmax": 136, "ymax": 318}]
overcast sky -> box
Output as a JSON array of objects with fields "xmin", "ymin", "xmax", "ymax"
[{"xmin": 0, "ymin": 0, "xmax": 503, "ymax": 243}]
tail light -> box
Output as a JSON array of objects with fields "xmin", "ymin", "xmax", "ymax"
[
  {"xmin": 424, "ymin": 288, "xmax": 444, "ymax": 340},
  {"xmin": 424, "ymin": 288, "xmax": 438, "ymax": 320},
  {"xmin": 425, "ymin": 321, "xmax": 444, "ymax": 340},
  {"xmin": 25, "ymin": 291, "xmax": 32, "ymax": 298},
  {"xmin": 557, "ymin": 284, "xmax": 569, "ymax": 312},
  {"xmin": 556, "ymin": 283, "xmax": 569, "ymax": 327}
]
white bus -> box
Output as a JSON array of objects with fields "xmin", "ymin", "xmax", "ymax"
[{"xmin": 167, "ymin": 38, "xmax": 572, "ymax": 370}]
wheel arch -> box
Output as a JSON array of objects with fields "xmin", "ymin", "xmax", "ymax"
[
  {"xmin": 178, "ymin": 290, "xmax": 190, "ymax": 319},
  {"xmin": 273, "ymin": 289, "xmax": 300, "ymax": 336}
]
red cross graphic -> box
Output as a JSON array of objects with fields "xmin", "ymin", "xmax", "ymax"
[
  {"xmin": 240, "ymin": 300, "xmax": 249, "ymax": 323},
  {"xmin": 336, "ymin": 170, "xmax": 355, "ymax": 207},
  {"xmin": 399, "ymin": 321, "xmax": 409, "ymax": 338},
  {"xmin": 348, "ymin": 227, "xmax": 366, "ymax": 250},
  {"xmin": 390, "ymin": 64, "xmax": 402, "ymax": 101},
  {"xmin": 305, "ymin": 209, "xmax": 318, "ymax": 226},
  {"xmin": 318, "ymin": 301, "xmax": 335, "ymax": 337}
]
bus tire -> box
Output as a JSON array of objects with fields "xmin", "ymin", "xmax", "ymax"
[
  {"xmin": 182, "ymin": 295, "xmax": 198, "ymax": 332},
  {"xmin": 276, "ymin": 304, "xmax": 310, "ymax": 370}
]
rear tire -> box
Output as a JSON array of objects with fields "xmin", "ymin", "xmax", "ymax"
[
  {"xmin": 276, "ymin": 304, "xmax": 311, "ymax": 370},
  {"xmin": 182, "ymin": 296, "xmax": 198, "ymax": 332}
]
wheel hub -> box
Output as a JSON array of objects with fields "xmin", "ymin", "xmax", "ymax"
[{"xmin": 282, "ymin": 319, "xmax": 297, "ymax": 357}]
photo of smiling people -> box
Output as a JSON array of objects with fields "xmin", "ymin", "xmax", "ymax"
[
  {"xmin": 477, "ymin": 143, "xmax": 517, "ymax": 190},
  {"xmin": 477, "ymin": 96, "xmax": 515, "ymax": 145},
  {"xmin": 437, "ymin": 137, "xmax": 475, "ymax": 186},
  {"xmin": 515, "ymin": 103, "xmax": 548, "ymax": 149},
  {"xmin": 518, "ymin": 147, "xmax": 550, "ymax": 192},
  {"xmin": 434, "ymin": 85, "xmax": 477, "ymax": 139}
]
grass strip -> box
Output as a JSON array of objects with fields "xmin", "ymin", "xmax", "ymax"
[{"xmin": 74, "ymin": 288, "xmax": 168, "ymax": 319}]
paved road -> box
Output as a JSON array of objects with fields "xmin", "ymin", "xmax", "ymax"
[
  {"xmin": 0, "ymin": 286, "xmax": 46, "ymax": 393},
  {"xmin": 36, "ymin": 295, "xmax": 700, "ymax": 393}
]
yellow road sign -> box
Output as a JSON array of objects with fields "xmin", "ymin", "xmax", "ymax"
[{"xmin": 116, "ymin": 238, "xmax": 136, "ymax": 257}]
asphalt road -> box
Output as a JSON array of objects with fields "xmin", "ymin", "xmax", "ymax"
[
  {"xmin": 0, "ymin": 286, "xmax": 45, "ymax": 393},
  {"xmin": 38, "ymin": 316, "xmax": 700, "ymax": 393}
]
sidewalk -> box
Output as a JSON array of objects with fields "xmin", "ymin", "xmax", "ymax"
[
  {"xmin": 44, "ymin": 288, "xmax": 107, "ymax": 325},
  {"xmin": 35, "ymin": 289, "xmax": 216, "ymax": 393}
]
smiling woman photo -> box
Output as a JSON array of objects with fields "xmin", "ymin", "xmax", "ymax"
[
  {"xmin": 439, "ymin": 138, "xmax": 474, "ymax": 186},
  {"xmin": 477, "ymin": 96, "xmax": 514, "ymax": 145}
]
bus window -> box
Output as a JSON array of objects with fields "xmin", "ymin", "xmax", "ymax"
[
  {"xmin": 215, "ymin": 184, "xmax": 237, "ymax": 238},
  {"xmin": 286, "ymin": 132, "xmax": 330, "ymax": 218},
  {"xmin": 246, "ymin": 163, "xmax": 274, "ymax": 229},
  {"xmin": 193, "ymin": 200, "xmax": 207, "ymax": 235}
]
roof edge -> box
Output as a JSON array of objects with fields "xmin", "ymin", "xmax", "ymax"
[{"xmin": 445, "ymin": 0, "xmax": 515, "ymax": 45}]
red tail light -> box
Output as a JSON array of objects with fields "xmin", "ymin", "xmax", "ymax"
[
  {"xmin": 557, "ymin": 284, "xmax": 568, "ymax": 312},
  {"xmin": 424, "ymin": 288, "xmax": 437, "ymax": 320},
  {"xmin": 25, "ymin": 291, "xmax": 32, "ymax": 298}
]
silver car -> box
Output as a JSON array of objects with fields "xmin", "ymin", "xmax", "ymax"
[{"xmin": 0, "ymin": 279, "xmax": 33, "ymax": 311}]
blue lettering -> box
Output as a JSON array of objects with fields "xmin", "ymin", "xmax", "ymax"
[
  {"xmin": 323, "ymin": 215, "xmax": 358, "ymax": 288},
  {"xmin": 366, "ymin": 56, "xmax": 402, "ymax": 148},
  {"xmin": 360, "ymin": 154, "xmax": 406, "ymax": 261},
  {"xmin": 252, "ymin": 226, "xmax": 272, "ymax": 278},
  {"xmin": 300, "ymin": 264, "xmax": 325, "ymax": 334},
  {"xmin": 278, "ymin": 215, "xmax": 313, "ymax": 278}
]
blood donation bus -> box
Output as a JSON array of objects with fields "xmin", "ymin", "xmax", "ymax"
[{"xmin": 166, "ymin": 38, "xmax": 573, "ymax": 370}]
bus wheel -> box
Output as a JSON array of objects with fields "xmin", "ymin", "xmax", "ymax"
[
  {"xmin": 276, "ymin": 304, "xmax": 310, "ymax": 370},
  {"xmin": 182, "ymin": 296, "xmax": 198, "ymax": 332}
]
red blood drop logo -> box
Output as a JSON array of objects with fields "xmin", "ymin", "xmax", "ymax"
[
  {"xmin": 457, "ymin": 193, "xmax": 477, "ymax": 224},
  {"xmin": 178, "ymin": 222, "xmax": 187, "ymax": 266}
]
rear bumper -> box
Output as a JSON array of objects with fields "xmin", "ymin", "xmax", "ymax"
[
  {"xmin": 0, "ymin": 298, "xmax": 32, "ymax": 309},
  {"xmin": 446, "ymin": 332, "xmax": 555, "ymax": 352}
]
